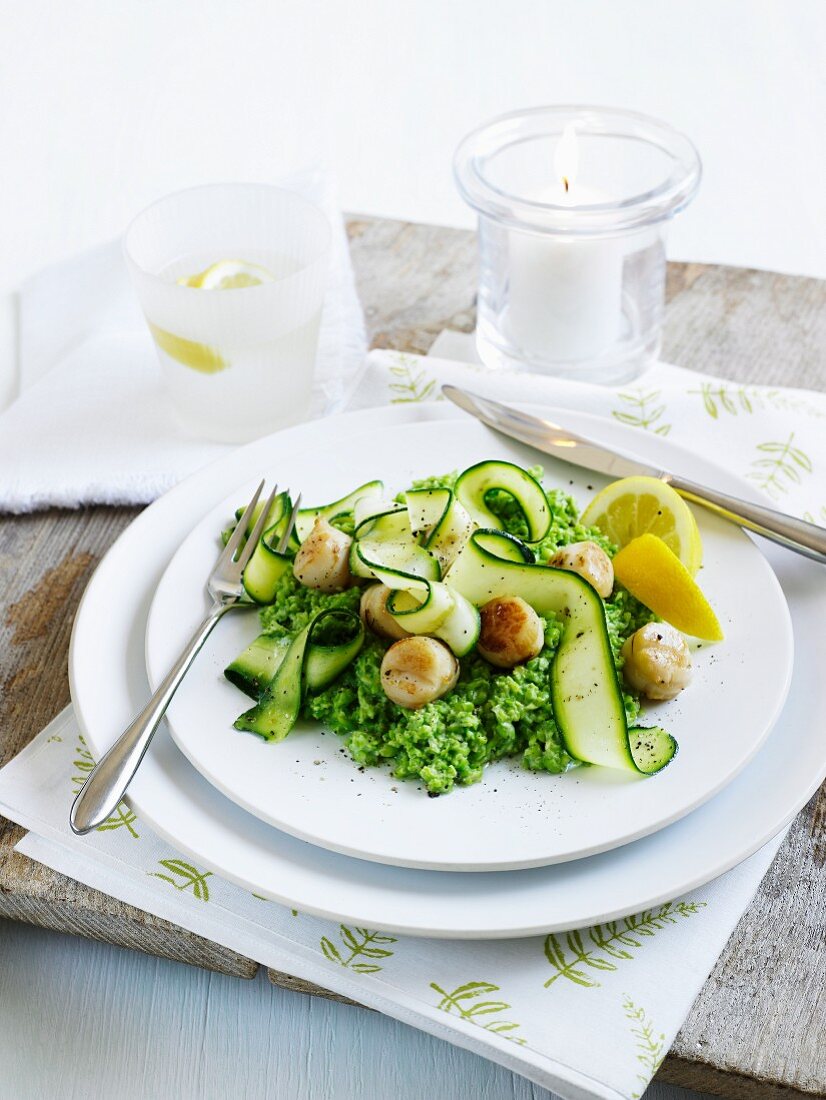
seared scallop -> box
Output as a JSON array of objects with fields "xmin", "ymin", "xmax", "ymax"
[
  {"xmin": 292, "ymin": 515, "xmax": 353, "ymax": 592},
  {"xmin": 380, "ymin": 636, "xmax": 459, "ymax": 709},
  {"xmin": 477, "ymin": 596, "xmax": 544, "ymax": 669},
  {"xmin": 621, "ymin": 622, "xmax": 692, "ymax": 701},
  {"xmin": 360, "ymin": 583, "xmax": 410, "ymax": 641},
  {"xmin": 547, "ymin": 540, "xmax": 614, "ymax": 598}
]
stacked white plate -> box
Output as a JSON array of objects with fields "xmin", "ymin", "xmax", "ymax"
[{"xmin": 70, "ymin": 404, "xmax": 826, "ymax": 938}]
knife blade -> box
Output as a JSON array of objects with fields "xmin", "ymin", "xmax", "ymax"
[
  {"xmin": 441, "ymin": 383, "xmax": 826, "ymax": 565},
  {"xmin": 442, "ymin": 384, "xmax": 664, "ymax": 482}
]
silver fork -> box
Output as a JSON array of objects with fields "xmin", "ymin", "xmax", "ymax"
[{"xmin": 70, "ymin": 480, "xmax": 300, "ymax": 835}]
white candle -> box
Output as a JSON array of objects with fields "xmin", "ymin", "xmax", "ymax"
[{"xmin": 506, "ymin": 124, "xmax": 624, "ymax": 364}]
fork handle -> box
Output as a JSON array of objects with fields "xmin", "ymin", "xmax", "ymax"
[
  {"xmin": 70, "ymin": 602, "xmax": 231, "ymax": 835},
  {"xmin": 670, "ymin": 475, "xmax": 826, "ymax": 564}
]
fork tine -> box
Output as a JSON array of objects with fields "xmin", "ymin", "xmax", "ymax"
[
  {"xmin": 277, "ymin": 492, "xmax": 302, "ymax": 554},
  {"xmin": 215, "ymin": 479, "xmax": 265, "ymax": 572},
  {"xmin": 235, "ymin": 485, "xmax": 279, "ymax": 573}
]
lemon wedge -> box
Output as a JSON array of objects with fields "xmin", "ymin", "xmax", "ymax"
[
  {"xmin": 149, "ymin": 323, "xmax": 227, "ymax": 374},
  {"xmin": 613, "ymin": 534, "xmax": 723, "ymax": 641},
  {"xmin": 581, "ymin": 475, "xmax": 703, "ymax": 576},
  {"xmin": 178, "ymin": 259, "xmax": 275, "ymax": 290}
]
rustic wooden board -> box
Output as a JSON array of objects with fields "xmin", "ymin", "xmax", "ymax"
[
  {"xmin": 1, "ymin": 214, "xmax": 824, "ymax": 1096},
  {"xmin": 0, "ymin": 507, "xmax": 257, "ymax": 978}
]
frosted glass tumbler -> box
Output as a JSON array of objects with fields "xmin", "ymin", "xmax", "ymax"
[{"xmin": 124, "ymin": 183, "xmax": 331, "ymax": 443}]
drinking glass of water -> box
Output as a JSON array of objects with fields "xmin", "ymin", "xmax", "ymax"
[{"xmin": 124, "ymin": 183, "xmax": 331, "ymax": 443}]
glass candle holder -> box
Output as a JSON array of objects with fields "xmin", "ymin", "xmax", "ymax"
[
  {"xmin": 124, "ymin": 183, "xmax": 331, "ymax": 443},
  {"xmin": 454, "ymin": 106, "xmax": 701, "ymax": 384}
]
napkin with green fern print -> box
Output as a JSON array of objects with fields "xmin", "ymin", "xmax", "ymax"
[{"xmin": 0, "ymin": 717, "xmax": 787, "ymax": 1100}]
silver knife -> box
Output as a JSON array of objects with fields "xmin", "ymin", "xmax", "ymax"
[{"xmin": 442, "ymin": 384, "xmax": 826, "ymax": 565}]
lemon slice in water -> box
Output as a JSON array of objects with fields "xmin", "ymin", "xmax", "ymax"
[
  {"xmin": 178, "ymin": 259, "xmax": 276, "ymax": 290},
  {"xmin": 149, "ymin": 323, "xmax": 227, "ymax": 374},
  {"xmin": 581, "ymin": 475, "xmax": 703, "ymax": 576}
]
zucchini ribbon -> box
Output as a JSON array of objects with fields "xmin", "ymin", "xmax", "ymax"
[{"xmin": 233, "ymin": 609, "xmax": 364, "ymax": 741}]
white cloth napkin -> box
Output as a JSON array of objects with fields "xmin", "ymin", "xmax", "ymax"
[
  {"xmin": 0, "ymin": 168, "xmax": 366, "ymax": 513},
  {"xmin": 2, "ymin": 347, "xmax": 825, "ymax": 1099}
]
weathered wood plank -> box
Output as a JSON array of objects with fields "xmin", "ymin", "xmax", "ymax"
[
  {"xmin": 0, "ymin": 506, "xmax": 258, "ymax": 978},
  {"xmin": 347, "ymin": 216, "xmax": 478, "ymax": 354},
  {"xmin": 1, "ymin": 214, "xmax": 825, "ymax": 1095},
  {"xmin": 267, "ymin": 968, "xmax": 361, "ymax": 1009},
  {"xmin": 665, "ymin": 784, "xmax": 826, "ymax": 1098},
  {"xmin": 661, "ymin": 263, "xmax": 826, "ymax": 390}
]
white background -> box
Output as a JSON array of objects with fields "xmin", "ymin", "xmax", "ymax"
[
  {"xmin": 1, "ymin": 2, "xmax": 823, "ymax": 1097},
  {"xmin": 1, "ymin": 0, "xmax": 825, "ymax": 296}
]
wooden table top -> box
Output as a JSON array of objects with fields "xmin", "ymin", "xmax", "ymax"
[{"xmin": 1, "ymin": 214, "xmax": 824, "ymax": 1099}]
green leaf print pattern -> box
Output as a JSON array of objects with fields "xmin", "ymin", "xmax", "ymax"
[
  {"xmin": 71, "ymin": 735, "xmax": 139, "ymax": 838},
  {"xmin": 251, "ymin": 893, "xmax": 299, "ymax": 915},
  {"xmin": 429, "ymin": 981, "xmax": 526, "ymax": 1045},
  {"xmin": 149, "ymin": 858, "xmax": 213, "ymax": 901},
  {"xmin": 622, "ymin": 995, "xmax": 666, "ymax": 1099},
  {"xmin": 748, "ymin": 433, "xmax": 813, "ymax": 499},
  {"xmin": 690, "ymin": 382, "xmax": 826, "ymax": 420},
  {"xmin": 320, "ymin": 926, "xmax": 397, "ymax": 973},
  {"xmin": 803, "ymin": 505, "xmax": 826, "ymax": 527},
  {"xmin": 610, "ymin": 389, "xmax": 671, "ymax": 435},
  {"xmin": 388, "ymin": 356, "xmax": 438, "ymax": 404},
  {"xmin": 688, "ymin": 382, "xmax": 755, "ymax": 418},
  {"xmin": 94, "ymin": 805, "xmax": 140, "ymax": 835},
  {"xmin": 543, "ymin": 902, "xmax": 707, "ymax": 989}
]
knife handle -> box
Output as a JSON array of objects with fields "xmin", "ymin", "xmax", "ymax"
[{"xmin": 669, "ymin": 476, "xmax": 826, "ymax": 565}]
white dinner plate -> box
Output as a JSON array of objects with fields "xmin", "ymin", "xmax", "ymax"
[
  {"xmin": 145, "ymin": 415, "xmax": 792, "ymax": 871},
  {"xmin": 70, "ymin": 404, "xmax": 826, "ymax": 938}
]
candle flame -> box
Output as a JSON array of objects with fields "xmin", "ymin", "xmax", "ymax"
[{"xmin": 555, "ymin": 122, "xmax": 579, "ymax": 194}]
